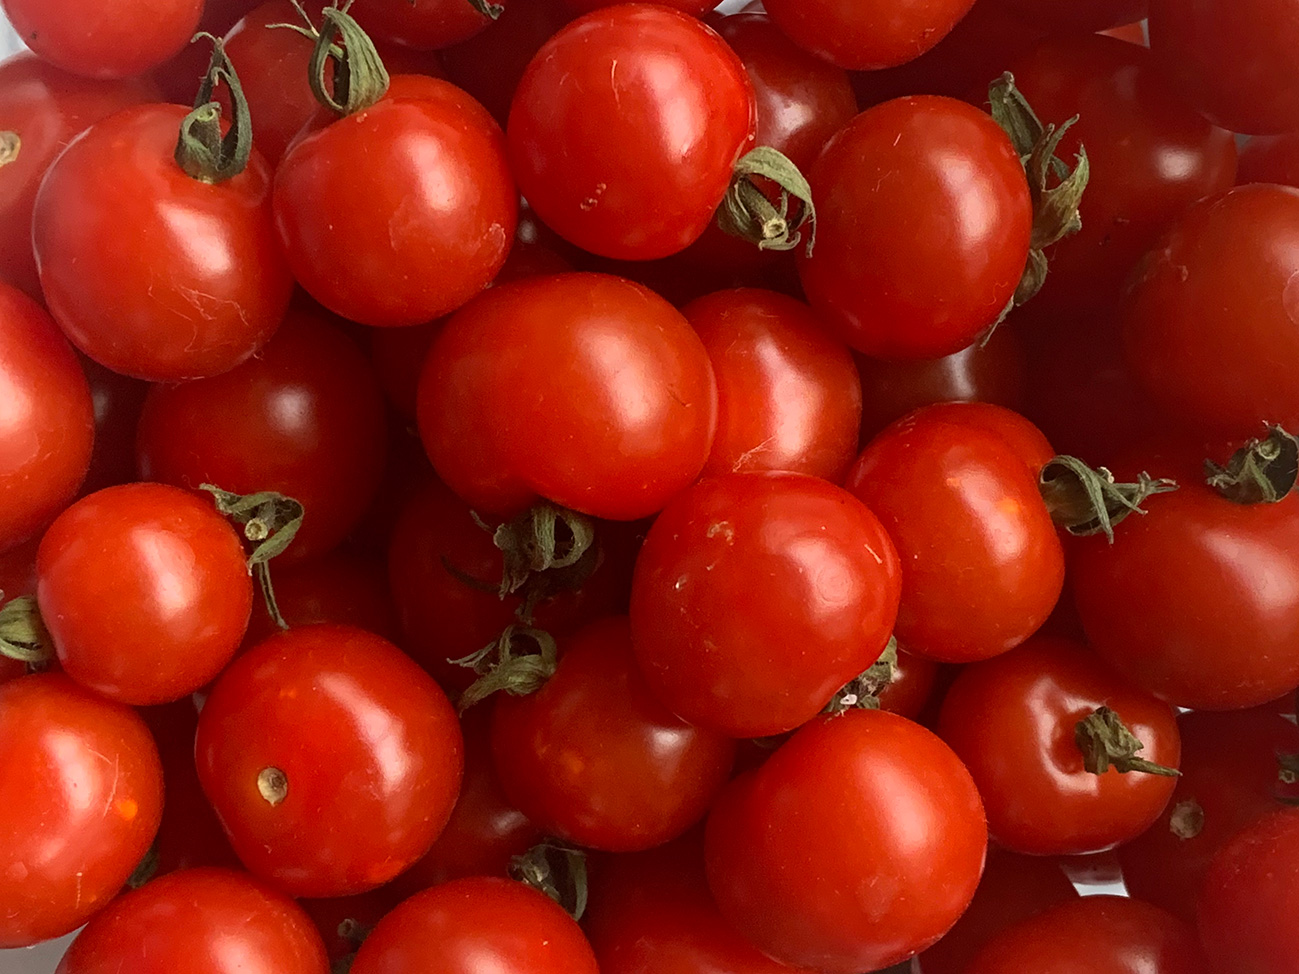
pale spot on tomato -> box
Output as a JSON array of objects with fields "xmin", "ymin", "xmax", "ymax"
[{"xmin": 115, "ymin": 798, "xmax": 139, "ymax": 822}]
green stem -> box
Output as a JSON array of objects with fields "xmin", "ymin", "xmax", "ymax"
[
  {"xmin": 452, "ymin": 625, "xmax": 558, "ymax": 711},
  {"xmin": 307, "ymin": 5, "xmax": 390, "ymax": 115},
  {"xmin": 1075, "ymin": 706, "xmax": 1180, "ymax": 777},
  {"xmin": 200, "ymin": 485, "xmax": 304, "ymax": 630},
  {"xmin": 1039, "ymin": 455, "xmax": 1177, "ymax": 543},
  {"xmin": 466, "ymin": 0, "xmax": 505, "ymax": 17},
  {"xmin": 717, "ymin": 146, "xmax": 817, "ymax": 257},
  {"xmin": 1205, "ymin": 426, "xmax": 1299, "ymax": 504},
  {"xmin": 174, "ymin": 34, "xmax": 253, "ymax": 183},
  {"xmin": 509, "ymin": 842, "xmax": 589, "ymax": 921},
  {"xmin": 0, "ymin": 597, "xmax": 53, "ymax": 665},
  {"xmin": 825, "ymin": 637, "xmax": 898, "ymax": 714}
]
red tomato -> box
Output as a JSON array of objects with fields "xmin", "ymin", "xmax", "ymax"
[
  {"xmin": 56, "ymin": 868, "xmax": 329, "ymax": 974},
  {"xmin": 912, "ymin": 400, "xmax": 1055, "ymax": 472},
  {"xmin": 877, "ymin": 647, "xmax": 941, "ymax": 720},
  {"xmin": 565, "ymin": 0, "xmax": 715, "ymax": 13},
  {"xmin": 78, "ymin": 356, "xmax": 149, "ymax": 497},
  {"xmin": 1238, "ymin": 132, "xmax": 1299, "ymax": 186},
  {"xmin": 350, "ymin": 877, "xmax": 600, "ymax": 974},
  {"xmin": 799, "ymin": 97, "xmax": 1032, "ymax": 359},
  {"xmin": 762, "ymin": 0, "xmax": 977, "ymax": 70},
  {"xmin": 938, "ymin": 636, "xmax": 1181, "ymax": 855},
  {"xmin": 0, "ymin": 674, "xmax": 163, "ymax": 947},
  {"xmin": 355, "ymin": 0, "xmax": 510, "ymax": 49},
  {"xmin": 988, "ymin": 0, "xmax": 1146, "ymax": 32},
  {"xmin": 0, "ymin": 285, "xmax": 93, "ymax": 552},
  {"xmin": 507, "ymin": 6, "xmax": 756, "ymax": 260},
  {"xmin": 0, "ymin": 540, "xmax": 38, "ymax": 684},
  {"xmin": 706, "ymin": 709, "xmax": 987, "ymax": 973},
  {"xmin": 196, "ymin": 624, "xmax": 464, "ymax": 897}
]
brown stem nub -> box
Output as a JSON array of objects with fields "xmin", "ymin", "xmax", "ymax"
[
  {"xmin": 306, "ymin": 4, "xmax": 390, "ymax": 115},
  {"xmin": 466, "ymin": 0, "xmax": 505, "ymax": 18},
  {"xmin": 510, "ymin": 841, "xmax": 589, "ymax": 921},
  {"xmin": 825, "ymin": 637, "xmax": 898, "ymax": 714},
  {"xmin": 201, "ymin": 485, "xmax": 305, "ymax": 631},
  {"xmin": 1075, "ymin": 706, "xmax": 1180, "ymax": 777},
  {"xmin": 452, "ymin": 625, "xmax": 558, "ymax": 711},
  {"xmin": 1039, "ymin": 455, "xmax": 1178, "ymax": 543},
  {"xmin": 0, "ymin": 596, "xmax": 53, "ymax": 666},
  {"xmin": 175, "ymin": 34, "xmax": 253, "ymax": 183},
  {"xmin": 0, "ymin": 131, "xmax": 20, "ymax": 169},
  {"xmin": 717, "ymin": 146, "xmax": 817, "ymax": 257},
  {"xmin": 257, "ymin": 766, "xmax": 289, "ymax": 806},
  {"xmin": 1168, "ymin": 799, "xmax": 1205, "ymax": 840},
  {"xmin": 1205, "ymin": 425, "xmax": 1299, "ymax": 504}
]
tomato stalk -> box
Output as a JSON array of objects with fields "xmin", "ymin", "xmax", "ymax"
[
  {"xmin": 0, "ymin": 132, "xmax": 19, "ymax": 168},
  {"xmin": 290, "ymin": 2, "xmax": 391, "ymax": 115},
  {"xmin": 717, "ymin": 146, "xmax": 818, "ymax": 256},
  {"xmin": 1075, "ymin": 706, "xmax": 1180, "ymax": 777},
  {"xmin": 200, "ymin": 485, "xmax": 305, "ymax": 631},
  {"xmin": 174, "ymin": 34, "xmax": 253, "ymax": 184},
  {"xmin": 452, "ymin": 624, "xmax": 558, "ymax": 711},
  {"xmin": 474, "ymin": 502, "xmax": 598, "ymax": 612},
  {"xmin": 465, "ymin": 0, "xmax": 505, "ymax": 18},
  {"xmin": 826, "ymin": 637, "xmax": 898, "ymax": 713},
  {"xmin": 509, "ymin": 841, "xmax": 589, "ymax": 921},
  {"xmin": 0, "ymin": 596, "xmax": 52, "ymax": 666},
  {"xmin": 1038, "ymin": 455, "xmax": 1178, "ymax": 542},
  {"xmin": 1205, "ymin": 425, "xmax": 1299, "ymax": 504}
]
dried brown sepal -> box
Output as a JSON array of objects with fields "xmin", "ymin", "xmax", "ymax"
[{"xmin": 1075, "ymin": 706, "xmax": 1180, "ymax": 777}]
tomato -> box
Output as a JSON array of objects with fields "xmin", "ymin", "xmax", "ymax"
[
  {"xmin": 799, "ymin": 97, "xmax": 1032, "ymax": 359},
  {"xmin": 507, "ymin": 6, "xmax": 756, "ymax": 260},
  {"xmin": 1238, "ymin": 132, "xmax": 1299, "ymax": 186},
  {"xmin": 0, "ymin": 674, "xmax": 163, "ymax": 948},
  {"xmin": 988, "ymin": 0, "xmax": 1147, "ymax": 32},
  {"xmin": 136, "ymin": 305, "xmax": 388, "ymax": 563},
  {"xmin": 355, "ymin": 0, "xmax": 510, "ymax": 50},
  {"xmin": 350, "ymin": 876, "xmax": 600, "ymax": 974},
  {"xmin": 762, "ymin": 0, "xmax": 977, "ymax": 70},
  {"xmin": 0, "ymin": 285, "xmax": 93, "ymax": 552},
  {"xmin": 565, "ymin": 0, "xmax": 715, "ymax": 13},
  {"xmin": 630, "ymin": 472, "xmax": 901, "ymax": 737},
  {"xmin": 706, "ymin": 709, "xmax": 986, "ymax": 973},
  {"xmin": 196, "ymin": 624, "xmax": 463, "ymax": 897},
  {"xmin": 911, "ymin": 400, "xmax": 1055, "ymax": 472},
  {"xmin": 877, "ymin": 647, "xmax": 941, "ymax": 720},
  {"xmin": 938, "ymin": 635, "xmax": 1181, "ymax": 855},
  {"xmin": 965, "ymin": 895, "xmax": 1209, "ymax": 974},
  {"xmin": 418, "ymin": 273, "xmax": 717, "ymax": 521},
  {"xmin": 56, "ymin": 868, "xmax": 329, "ymax": 974},
  {"xmin": 36, "ymin": 484, "xmax": 253, "ymax": 705},
  {"xmin": 78, "ymin": 356, "xmax": 149, "ymax": 497},
  {"xmin": 0, "ymin": 541, "xmax": 37, "ymax": 684}
]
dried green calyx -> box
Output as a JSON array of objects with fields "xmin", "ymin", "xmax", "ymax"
[
  {"xmin": 452, "ymin": 625, "xmax": 558, "ymax": 711},
  {"xmin": 1039, "ymin": 455, "xmax": 1177, "ymax": 543},
  {"xmin": 0, "ymin": 596, "xmax": 52, "ymax": 666},
  {"xmin": 825, "ymin": 637, "xmax": 899, "ymax": 714},
  {"xmin": 1075, "ymin": 706, "xmax": 1180, "ymax": 777},
  {"xmin": 717, "ymin": 146, "xmax": 818, "ymax": 257},
  {"xmin": 174, "ymin": 33, "xmax": 253, "ymax": 183},
  {"xmin": 201, "ymin": 485, "xmax": 304, "ymax": 631},
  {"xmin": 1205, "ymin": 425, "xmax": 1299, "ymax": 504},
  {"xmin": 510, "ymin": 841, "xmax": 589, "ymax": 921}
]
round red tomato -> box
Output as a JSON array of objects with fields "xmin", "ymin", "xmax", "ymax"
[
  {"xmin": 356, "ymin": 0, "xmax": 509, "ymax": 49},
  {"xmin": 762, "ymin": 0, "xmax": 976, "ymax": 70},
  {"xmin": 0, "ymin": 674, "xmax": 163, "ymax": 948},
  {"xmin": 565, "ymin": 0, "xmax": 715, "ymax": 13},
  {"xmin": 196, "ymin": 624, "xmax": 464, "ymax": 897},
  {"xmin": 989, "ymin": 0, "xmax": 1146, "ymax": 32},
  {"xmin": 876, "ymin": 647, "xmax": 942, "ymax": 720}
]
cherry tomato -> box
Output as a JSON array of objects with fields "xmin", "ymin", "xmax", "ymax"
[
  {"xmin": 507, "ymin": 6, "xmax": 756, "ymax": 260},
  {"xmin": 0, "ymin": 284, "xmax": 93, "ymax": 552},
  {"xmin": 78, "ymin": 356, "xmax": 149, "ymax": 497},
  {"xmin": 912, "ymin": 400, "xmax": 1055, "ymax": 472},
  {"xmin": 56, "ymin": 868, "xmax": 329, "ymax": 974},
  {"xmin": 988, "ymin": 0, "xmax": 1146, "ymax": 32},
  {"xmin": 565, "ymin": 0, "xmax": 715, "ymax": 13},
  {"xmin": 0, "ymin": 674, "xmax": 163, "ymax": 948},
  {"xmin": 355, "ymin": 0, "xmax": 509, "ymax": 49},
  {"xmin": 799, "ymin": 97, "xmax": 1032, "ymax": 359},
  {"xmin": 877, "ymin": 647, "xmax": 941, "ymax": 720},
  {"xmin": 706, "ymin": 709, "xmax": 986, "ymax": 973},
  {"xmin": 196, "ymin": 625, "xmax": 463, "ymax": 898},
  {"xmin": 1238, "ymin": 132, "xmax": 1299, "ymax": 186},
  {"xmin": 0, "ymin": 540, "xmax": 38, "ymax": 685},
  {"xmin": 350, "ymin": 877, "xmax": 600, "ymax": 974},
  {"xmin": 36, "ymin": 483, "xmax": 253, "ymax": 705},
  {"xmin": 762, "ymin": 0, "xmax": 977, "ymax": 70}
]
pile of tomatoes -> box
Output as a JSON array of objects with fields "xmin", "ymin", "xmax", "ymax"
[{"xmin": 4, "ymin": 0, "xmax": 1299, "ymax": 972}]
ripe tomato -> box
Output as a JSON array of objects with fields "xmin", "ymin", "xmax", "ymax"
[
  {"xmin": 196, "ymin": 624, "xmax": 464, "ymax": 897},
  {"xmin": 630, "ymin": 471, "xmax": 901, "ymax": 737},
  {"xmin": 36, "ymin": 483, "xmax": 254, "ymax": 705},
  {"xmin": 706, "ymin": 709, "xmax": 986, "ymax": 973},
  {"xmin": 355, "ymin": 0, "xmax": 509, "ymax": 49},
  {"xmin": 799, "ymin": 97, "xmax": 1032, "ymax": 359},
  {"xmin": 877, "ymin": 647, "xmax": 942, "ymax": 720},
  {"xmin": 350, "ymin": 877, "xmax": 600, "ymax": 974},
  {"xmin": 0, "ymin": 285, "xmax": 93, "ymax": 552},
  {"xmin": 911, "ymin": 400, "xmax": 1055, "ymax": 472},
  {"xmin": 1238, "ymin": 132, "xmax": 1299, "ymax": 186},
  {"xmin": 78, "ymin": 356, "xmax": 149, "ymax": 497},
  {"xmin": 762, "ymin": 0, "xmax": 976, "ymax": 70},
  {"xmin": 56, "ymin": 868, "xmax": 329, "ymax": 974},
  {"xmin": 0, "ymin": 674, "xmax": 163, "ymax": 948},
  {"xmin": 508, "ymin": 6, "xmax": 756, "ymax": 260},
  {"xmin": 0, "ymin": 541, "xmax": 38, "ymax": 684},
  {"xmin": 988, "ymin": 0, "xmax": 1146, "ymax": 32},
  {"xmin": 564, "ymin": 0, "xmax": 715, "ymax": 13},
  {"xmin": 938, "ymin": 636, "xmax": 1181, "ymax": 855}
]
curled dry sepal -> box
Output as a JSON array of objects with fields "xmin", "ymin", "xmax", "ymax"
[
  {"xmin": 274, "ymin": 0, "xmax": 391, "ymax": 115},
  {"xmin": 717, "ymin": 146, "xmax": 818, "ymax": 257},
  {"xmin": 174, "ymin": 34, "xmax": 253, "ymax": 184},
  {"xmin": 1075, "ymin": 706, "xmax": 1180, "ymax": 777},
  {"xmin": 1039, "ymin": 455, "xmax": 1178, "ymax": 543},
  {"xmin": 476, "ymin": 503, "xmax": 599, "ymax": 614},
  {"xmin": 200, "ymin": 485, "xmax": 305, "ymax": 631},
  {"xmin": 1205, "ymin": 425, "xmax": 1299, "ymax": 504},
  {"xmin": 825, "ymin": 637, "xmax": 899, "ymax": 714},
  {"xmin": 0, "ymin": 596, "xmax": 52, "ymax": 667},
  {"xmin": 452, "ymin": 625, "xmax": 559, "ymax": 712},
  {"xmin": 510, "ymin": 841, "xmax": 590, "ymax": 921}
]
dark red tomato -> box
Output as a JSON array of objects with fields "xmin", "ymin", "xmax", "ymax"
[
  {"xmin": 915, "ymin": 847, "xmax": 1078, "ymax": 974},
  {"xmin": 965, "ymin": 895, "xmax": 1208, "ymax": 974},
  {"xmin": 0, "ymin": 674, "xmax": 163, "ymax": 948},
  {"xmin": 355, "ymin": 0, "xmax": 509, "ymax": 49},
  {"xmin": 762, "ymin": 0, "xmax": 976, "ymax": 70},
  {"xmin": 508, "ymin": 6, "xmax": 756, "ymax": 260},
  {"xmin": 938, "ymin": 636, "xmax": 1181, "ymax": 855},
  {"xmin": 706, "ymin": 709, "xmax": 986, "ymax": 973},
  {"xmin": 299, "ymin": 889, "xmax": 402, "ymax": 966},
  {"xmin": 565, "ymin": 0, "xmax": 714, "ymax": 13},
  {"xmin": 0, "ymin": 56, "xmax": 152, "ymax": 298},
  {"xmin": 275, "ymin": 75, "xmax": 517, "ymax": 328},
  {"xmin": 78, "ymin": 356, "xmax": 149, "ymax": 497},
  {"xmin": 1238, "ymin": 133, "xmax": 1299, "ymax": 186},
  {"xmin": 799, "ymin": 97, "xmax": 1032, "ymax": 359},
  {"xmin": 847, "ymin": 404, "xmax": 1063, "ymax": 663},
  {"xmin": 37, "ymin": 484, "xmax": 253, "ymax": 705},
  {"xmin": 418, "ymin": 273, "xmax": 717, "ymax": 520},
  {"xmin": 877, "ymin": 647, "xmax": 941, "ymax": 719},
  {"xmin": 988, "ymin": 0, "xmax": 1146, "ymax": 32},
  {"xmin": 0, "ymin": 541, "xmax": 36, "ymax": 684},
  {"xmin": 351, "ymin": 877, "xmax": 600, "ymax": 974},
  {"xmin": 196, "ymin": 624, "xmax": 464, "ymax": 897},
  {"xmin": 1103, "ymin": 19, "xmax": 1148, "ymax": 44},
  {"xmin": 630, "ymin": 472, "xmax": 901, "ymax": 738},
  {"xmin": 57, "ymin": 868, "xmax": 329, "ymax": 974},
  {"xmin": 683, "ymin": 288, "xmax": 861, "ymax": 481},
  {"xmin": 0, "ymin": 285, "xmax": 93, "ymax": 552},
  {"xmin": 136, "ymin": 305, "xmax": 388, "ymax": 562},
  {"xmin": 1149, "ymin": 0, "xmax": 1299, "ymax": 134}
]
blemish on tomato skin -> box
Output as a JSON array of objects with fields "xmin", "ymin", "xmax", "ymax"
[{"xmin": 115, "ymin": 798, "xmax": 139, "ymax": 822}]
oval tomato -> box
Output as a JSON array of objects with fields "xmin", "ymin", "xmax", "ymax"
[{"xmin": 762, "ymin": 0, "xmax": 977, "ymax": 70}]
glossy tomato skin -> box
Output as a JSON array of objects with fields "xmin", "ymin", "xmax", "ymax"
[
  {"xmin": 762, "ymin": 0, "xmax": 976, "ymax": 70},
  {"xmin": 351, "ymin": 877, "xmax": 600, "ymax": 974},
  {"xmin": 37, "ymin": 483, "xmax": 254, "ymax": 705},
  {"xmin": 56, "ymin": 868, "xmax": 329, "ymax": 974},
  {"xmin": 988, "ymin": 0, "xmax": 1146, "ymax": 32},
  {"xmin": 565, "ymin": 0, "xmax": 715, "ymax": 13},
  {"xmin": 630, "ymin": 472, "xmax": 901, "ymax": 737},
  {"xmin": 911, "ymin": 400, "xmax": 1055, "ymax": 472},
  {"xmin": 0, "ymin": 674, "xmax": 164, "ymax": 948},
  {"xmin": 356, "ymin": 0, "xmax": 509, "ymax": 49},
  {"xmin": 508, "ymin": 6, "xmax": 756, "ymax": 260},
  {"xmin": 799, "ymin": 97, "xmax": 1032, "ymax": 359},
  {"xmin": 706, "ymin": 709, "xmax": 987, "ymax": 973},
  {"xmin": 1238, "ymin": 133, "xmax": 1299, "ymax": 186},
  {"xmin": 938, "ymin": 636, "xmax": 1181, "ymax": 855},
  {"xmin": 196, "ymin": 624, "xmax": 464, "ymax": 897},
  {"xmin": 78, "ymin": 356, "xmax": 149, "ymax": 497},
  {"xmin": 0, "ymin": 285, "xmax": 93, "ymax": 552},
  {"xmin": 136, "ymin": 304, "xmax": 388, "ymax": 562},
  {"xmin": 418, "ymin": 273, "xmax": 718, "ymax": 521}
]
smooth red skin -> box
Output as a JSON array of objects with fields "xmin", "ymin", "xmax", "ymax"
[
  {"xmin": 508, "ymin": 5, "xmax": 757, "ymax": 260},
  {"xmin": 0, "ymin": 285, "xmax": 93, "ymax": 552},
  {"xmin": 911, "ymin": 400, "xmax": 1055, "ymax": 472},
  {"xmin": 79, "ymin": 356, "xmax": 149, "ymax": 497},
  {"xmin": 37, "ymin": 484, "xmax": 254, "ymax": 705},
  {"xmin": 630, "ymin": 472, "xmax": 902, "ymax": 738},
  {"xmin": 136, "ymin": 306, "xmax": 388, "ymax": 563},
  {"xmin": 300, "ymin": 889, "xmax": 403, "ymax": 965},
  {"xmin": 0, "ymin": 674, "xmax": 163, "ymax": 948},
  {"xmin": 799, "ymin": 97, "xmax": 1032, "ymax": 360},
  {"xmin": 989, "ymin": 0, "xmax": 1146, "ymax": 31},
  {"xmin": 196, "ymin": 624, "xmax": 464, "ymax": 898},
  {"xmin": 763, "ymin": 0, "xmax": 976, "ymax": 70},
  {"xmin": 57, "ymin": 868, "xmax": 329, "ymax": 974},
  {"xmin": 915, "ymin": 848, "xmax": 1078, "ymax": 974},
  {"xmin": 2, "ymin": 0, "xmax": 201, "ymax": 78},
  {"xmin": 566, "ymin": 0, "xmax": 714, "ymax": 13},
  {"xmin": 683, "ymin": 288, "xmax": 862, "ymax": 482},
  {"xmin": 966, "ymin": 895, "xmax": 1208, "ymax": 974},
  {"xmin": 275, "ymin": 75, "xmax": 517, "ymax": 328},
  {"xmin": 706, "ymin": 710, "xmax": 987, "ymax": 973},
  {"xmin": 1238, "ymin": 134, "xmax": 1299, "ymax": 186},
  {"xmin": 847, "ymin": 406, "xmax": 1063, "ymax": 663},
  {"xmin": 356, "ymin": 0, "xmax": 509, "ymax": 49},
  {"xmin": 351, "ymin": 877, "xmax": 600, "ymax": 974},
  {"xmin": 938, "ymin": 636, "xmax": 1181, "ymax": 856},
  {"xmin": 418, "ymin": 272, "xmax": 718, "ymax": 520},
  {"xmin": 878, "ymin": 647, "xmax": 941, "ymax": 720}
]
